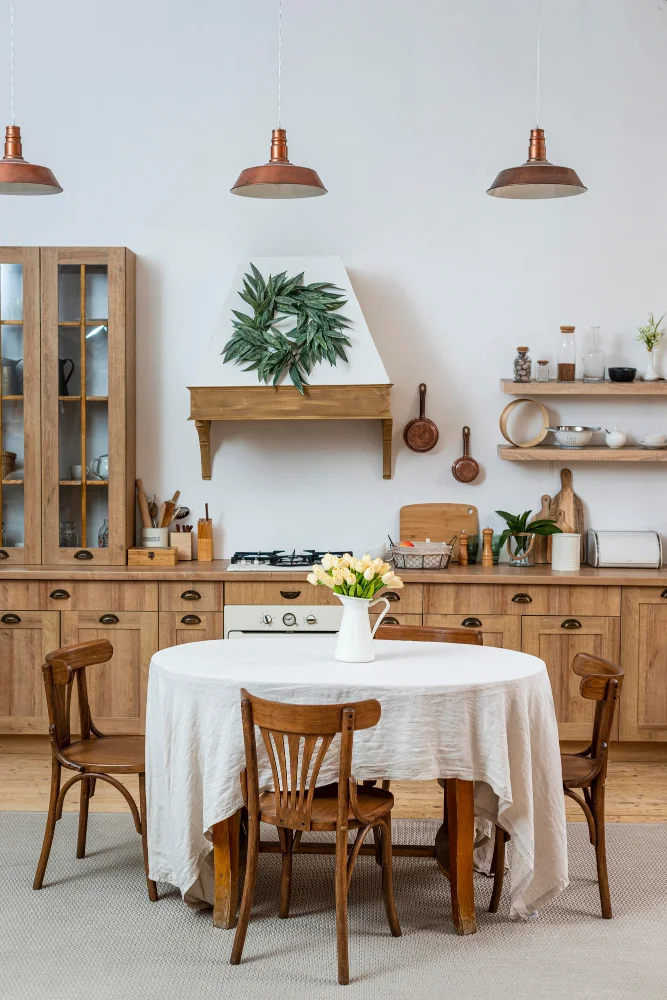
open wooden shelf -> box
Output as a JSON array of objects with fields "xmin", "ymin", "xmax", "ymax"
[
  {"xmin": 59, "ymin": 479, "xmax": 109, "ymax": 486},
  {"xmin": 500, "ymin": 378, "xmax": 667, "ymax": 395},
  {"xmin": 1, "ymin": 478, "xmax": 24, "ymax": 485},
  {"xmin": 1, "ymin": 395, "xmax": 23, "ymax": 401},
  {"xmin": 498, "ymin": 445, "xmax": 667, "ymax": 462},
  {"xmin": 58, "ymin": 396, "xmax": 108, "ymax": 402}
]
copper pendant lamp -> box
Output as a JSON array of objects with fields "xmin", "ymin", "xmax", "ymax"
[
  {"xmin": 0, "ymin": 1, "xmax": 62, "ymax": 195},
  {"xmin": 487, "ymin": 0, "xmax": 586, "ymax": 200},
  {"xmin": 231, "ymin": 0, "xmax": 326, "ymax": 199}
]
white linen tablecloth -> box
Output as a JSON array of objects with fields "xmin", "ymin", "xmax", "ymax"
[{"xmin": 146, "ymin": 637, "xmax": 568, "ymax": 919}]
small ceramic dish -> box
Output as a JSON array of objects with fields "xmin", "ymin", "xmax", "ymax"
[
  {"xmin": 608, "ymin": 367, "xmax": 637, "ymax": 382},
  {"xmin": 547, "ymin": 425, "xmax": 600, "ymax": 448},
  {"xmin": 637, "ymin": 434, "xmax": 667, "ymax": 448}
]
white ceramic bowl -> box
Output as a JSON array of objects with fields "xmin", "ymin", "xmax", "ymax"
[
  {"xmin": 547, "ymin": 426, "xmax": 600, "ymax": 448},
  {"xmin": 637, "ymin": 433, "xmax": 666, "ymax": 447}
]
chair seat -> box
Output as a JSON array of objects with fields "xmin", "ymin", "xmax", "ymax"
[
  {"xmin": 259, "ymin": 782, "xmax": 394, "ymax": 832},
  {"xmin": 561, "ymin": 753, "xmax": 600, "ymax": 788},
  {"xmin": 62, "ymin": 735, "xmax": 145, "ymax": 774}
]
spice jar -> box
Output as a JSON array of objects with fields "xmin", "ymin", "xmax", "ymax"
[
  {"xmin": 536, "ymin": 359, "xmax": 550, "ymax": 382},
  {"xmin": 513, "ymin": 346, "xmax": 532, "ymax": 382},
  {"xmin": 557, "ymin": 326, "xmax": 576, "ymax": 381}
]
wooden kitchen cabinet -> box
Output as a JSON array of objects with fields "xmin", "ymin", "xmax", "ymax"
[
  {"xmin": 424, "ymin": 583, "xmax": 620, "ymax": 617},
  {"xmin": 370, "ymin": 613, "xmax": 422, "ymax": 629},
  {"xmin": 521, "ymin": 615, "xmax": 620, "ymax": 739},
  {"xmin": 0, "ymin": 610, "xmax": 59, "ymax": 732},
  {"xmin": 61, "ymin": 610, "xmax": 157, "ymax": 734},
  {"xmin": 424, "ymin": 614, "xmax": 521, "ymax": 649},
  {"xmin": 159, "ymin": 611, "xmax": 223, "ymax": 648},
  {"xmin": 620, "ymin": 588, "xmax": 667, "ymax": 741}
]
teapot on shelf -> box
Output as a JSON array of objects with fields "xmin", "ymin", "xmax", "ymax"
[
  {"xmin": 90, "ymin": 454, "xmax": 109, "ymax": 480},
  {"xmin": 604, "ymin": 427, "xmax": 627, "ymax": 449}
]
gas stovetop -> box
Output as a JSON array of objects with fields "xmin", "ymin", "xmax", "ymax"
[{"xmin": 228, "ymin": 549, "xmax": 348, "ymax": 571}]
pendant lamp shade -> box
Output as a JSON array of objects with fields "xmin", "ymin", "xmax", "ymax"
[
  {"xmin": 0, "ymin": 125, "xmax": 62, "ymax": 195},
  {"xmin": 487, "ymin": 128, "xmax": 586, "ymax": 200},
  {"xmin": 231, "ymin": 128, "xmax": 326, "ymax": 199}
]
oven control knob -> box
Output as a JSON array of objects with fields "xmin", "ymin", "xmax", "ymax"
[
  {"xmin": 261, "ymin": 614, "xmax": 273, "ymax": 625},
  {"xmin": 282, "ymin": 612, "xmax": 297, "ymax": 627},
  {"xmin": 306, "ymin": 615, "xmax": 317, "ymax": 625}
]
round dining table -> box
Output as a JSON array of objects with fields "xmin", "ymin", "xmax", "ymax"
[{"xmin": 145, "ymin": 636, "xmax": 568, "ymax": 933}]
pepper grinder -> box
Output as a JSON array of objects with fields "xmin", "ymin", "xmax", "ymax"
[
  {"xmin": 458, "ymin": 529, "xmax": 469, "ymax": 566},
  {"xmin": 481, "ymin": 527, "xmax": 494, "ymax": 567}
]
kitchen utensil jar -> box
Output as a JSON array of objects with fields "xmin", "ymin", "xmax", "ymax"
[
  {"xmin": 557, "ymin": 326, "xmax": 576, "ymax": 381},
  {"xmin": 551, "ymin": 533, "xmax": 581, "ymax": 571}
]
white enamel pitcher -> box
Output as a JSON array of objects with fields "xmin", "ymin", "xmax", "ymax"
[{"xmin": 334, "ymin": 593, "xmax": 391, "ymax": 663}]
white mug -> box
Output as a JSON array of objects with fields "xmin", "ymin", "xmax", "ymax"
[
  {"xmin": 90, "ymin": 454, "xmax": 109, "ymax": 479},
  {"xmin": 551, "ymin": 533, "xmax": 581, "ymax": 572},
  {"xmin": 142, "ymin": 527, "xmax": 169, "ymax": 548},
  {"xmin": 70, "ymin": 464, "xmax": 89, "ymax": 481},
  {"xmin": 637, "ymin": 433, "xmax": 666, "ymax": 447}
]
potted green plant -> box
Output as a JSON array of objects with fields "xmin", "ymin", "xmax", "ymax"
[
  {"xmin": 495, "ymin": 510, "xmax": 562, "ymax": 567},
  {"xmin": 637, "ymin": 312, "xmax": 665, "ymax": 382}
]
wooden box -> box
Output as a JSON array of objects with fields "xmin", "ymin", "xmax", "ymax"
[
  {"xmin": 127, "ymin": 547, "xmax": 178, "ymax": 567},
  {"xmin": 170, "ymin": 531, "xmax": 193, "ymax": 561}
]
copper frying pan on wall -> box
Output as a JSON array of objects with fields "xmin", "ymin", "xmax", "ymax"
[
  {"xmin": 403, "ymin": 383, "xmax": 439, "ymax": 452},
  {"xmin": 452, "ymin": 426, "xmax": 479, "ymax": 483}
]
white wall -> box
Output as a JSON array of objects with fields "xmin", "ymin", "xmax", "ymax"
[{"xmin": 3, "ymin": 0, "xmax": 667, "ymax": 556}]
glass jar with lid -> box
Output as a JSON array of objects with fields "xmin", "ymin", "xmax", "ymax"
[
  {"xmin": 536, "ymin": 359, "xmax": 550, "ymax": 382},
  {"xmin": 557, "ymin": 326, "xmax": 576, "ymax": 381},
  {"xmin": 513, "ymin": 346, "xmax": 532, "ymax": 382}
]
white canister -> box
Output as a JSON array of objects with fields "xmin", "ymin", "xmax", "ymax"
[
  {"xmin": 142, "ymin": 527, "xmax": 169, "ymax": 548},
  {"xmin": 551, "ymin": 533, "xmax": 581, "ymax": 571}
]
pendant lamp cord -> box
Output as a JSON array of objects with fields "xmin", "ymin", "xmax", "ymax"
[
  {"xmin": 10, "ymin": 0, "xmax": 15, "ymax": 124},
  {"xmin": 535, "ymin": 0, "xmax": 542, "ymax": 127},
  {"xmin": 277, "ymin": 0, "xmax": 282, "ymax": 127}
]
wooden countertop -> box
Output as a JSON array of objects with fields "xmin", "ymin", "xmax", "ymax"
[{"xmin": 1, "ymin": 561, "xmax": 666, "ymax": 586}]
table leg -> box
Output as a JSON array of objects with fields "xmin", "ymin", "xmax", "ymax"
[
  {"xmin": 212, "ymin": 810, "xmax": 241, "ymax": 929},
  {"xmin": 434, "ymin": 778, "xmax": 477, "ymax": 935}
]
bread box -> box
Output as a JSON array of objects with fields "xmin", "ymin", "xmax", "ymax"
[{"xmin": 586, "ymin": 530, "xmax": 662, "ymax": 568}]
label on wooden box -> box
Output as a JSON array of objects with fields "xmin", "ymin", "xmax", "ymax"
[{"xmin": 127, "ymin": 547, "xmax": 178, "ymax": 567}]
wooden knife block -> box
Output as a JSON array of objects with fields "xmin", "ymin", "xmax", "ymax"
[{"xmin": 197, "ymin": 518, "xmax": 214, "ymax": 561}]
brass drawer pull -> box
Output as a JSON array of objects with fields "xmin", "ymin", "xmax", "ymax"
[
  {"xmin": 49, "ymin": 589, "xmax": 70, "ymax": 600},
  {"xmin": 385, "ymin": 591, "xmax": 400, "ymax": 602},
  {"xmin": 181, "ymin": 614, "xmax": 201, "ymax": 625},
  {"xmin": 99, "ymin": 614, "xmax": 119, "ymax": 625},
  {"xmin": 462, "ymin": 617, "xmax": 482, "ymax": 628},
  {"xmin": 74, "ymin": 550, "xmax": 93, "ymax": 560},
  {"xmin": 0, "ymin": 549, "xmax": 8, "ymax": 560},
  {"xmin": 383, "ymin": 616, "xmax": 400, "ymax": 625},
  {"xmin": 181, "ymin": 590, "xmax": 201, "ymax": 601},
  {"xmin": 661, "ymin": 589, "xmax": 667, "ymax": 599},
  {"xmin": 280, "ymin": 591, "xmax": 301, "ymax": 600},
  {"xmin": 512, "ymin": 593, "xmax": 532, "ymax": 604},
  {"xmin": 1, "ymin": 613, "xmax": 20, "ymax": 624},
  {"xmin": 561, "ymin": 618, "xmax": 582, "ymax": 629}
]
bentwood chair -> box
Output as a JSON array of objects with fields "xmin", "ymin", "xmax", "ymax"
[
  {"xmin": 33, "ymin": 639, "xmax": 157, "ymax": 902},
  {"xmin": 489, "ymin": 652, "xmax": 624, "ymax": 918},
  {"xmin": 230, "ymin": 689, "xmax": 401, "ymax": 986}
]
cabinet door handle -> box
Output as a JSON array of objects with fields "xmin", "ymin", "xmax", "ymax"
[
  {"xmin": 99, "ymin": 614, "xmax": 119, "ymax": 625},
  {"xmin": 661, "ymin": 589, "xmax": 667, "ymax": 599},
  {"xmin": 181, "ymin": 614, "xmax": 201, "ymax": 625},
  {"xmin": 1, "ymin": 613, "xmax": 20, "ymax": 624},
  {"xmin": 280, "ymin": 591, "xmax": 301, "ymax": 600},
  {"xmin": 49, "ymin": 588, "xmax": 70, "ymax": 600},
  {"xmin": 0, "ymin": 549, "xmax": 8, "ymax": 560},
  {"xmin": 383, "ymin": 616, "xmax": 400, "ymax": 625},
  {"xmin": 385, "ymin": 591, "xmax": 401, "ymax": 602},
  {"xmin": 180, "ymin": 590, "xmax": 201, "ymax": 601},
  {"xmin": 462, "ymin": 617, "xmax": 482, "ymax": 628},
  {"xmin": 561, "ymin": 618, "xmax": 582, "ymax": 629},
  {"xmin": 512, "ymin": 593, "xmax": 532, "ymax": 604},
  {"xmin": 74, "ymin": 550, "xmax": 93, "ymax": 560}
]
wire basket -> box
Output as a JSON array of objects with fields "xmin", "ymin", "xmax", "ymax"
[
  {"xmin": 390, "ymin": 539, "xmax": 454, "ymax": 570},
  {"xmin": 2, "ymin": 451, "xmax": 16, "ymax": 479}
]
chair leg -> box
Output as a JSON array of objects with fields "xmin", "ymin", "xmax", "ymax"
[
  {"xmin": 488, "ymin": 827, "xmax": 506, "ymax": 913},
  {"xmin": 230, "ymin": 812, "xmax": 260, "ymax": 965},
  {"xmin": 278, "ymin": 828, "xmax": 293, "ymax": 919},
  {"xmin": 592, "ymin": 782, "xmax": 612, "ymax": 919},
  {"xmin": 372, "ymin": 825, "xmax": 383, "ymax": 867},
  {"xmin": 334, "ymin": 826, "xmax": 350, "ymax": 986},
  {"xmin": 33, "ymin": 760, "xmax": 61, "ymax": 890},
  {"xmin": 380, "ymin": 815, "xmax": 401, "ymax": 937},
  {"xmin": 76, "ymin": 776, "xmax": 91, "ymax": 859},
  {"xmin": 138, "ymin": 773, "xmax": 158, "ymax": 902}
]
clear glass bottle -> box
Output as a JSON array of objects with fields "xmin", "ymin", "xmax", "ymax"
[
  {"xmin": 557, "ymin": 325, "xmax": 576, "ymax": 381},
  {"xmin": 513, "ymin": 346, "xmax": 532, "ymax": 382},
  {"xmin": 536, "ymin": 359, "xmax": 550, "ymax": 381},
  {"xmin": 98, "ymin": 518, "xmax": 109, "ymax": 548},
  {"xmin": 582, "ymin": 326, "xmax": 605, "ymax": 382}
]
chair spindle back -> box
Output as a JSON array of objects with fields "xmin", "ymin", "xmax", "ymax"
[
  {"xmin": 572, "ymin": 652, "xmax": 624, "ymax": 764},
  {"xmin": 43, "ymin": 639, "xmax": 113, "ymax": 749}
]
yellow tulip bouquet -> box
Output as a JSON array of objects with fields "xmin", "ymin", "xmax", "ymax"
[{"xmin": 307, "ymin": 553, "xmax": 403, "ymax": 598}]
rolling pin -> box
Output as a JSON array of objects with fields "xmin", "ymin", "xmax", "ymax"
[{"xmin": 136, "ymin": 479, "xmax": 152, "ymax": 529}]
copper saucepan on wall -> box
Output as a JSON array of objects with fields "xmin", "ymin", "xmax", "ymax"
[{"xmin": 403, "ymin": 383, "xmax": 439, "ymax": 452}]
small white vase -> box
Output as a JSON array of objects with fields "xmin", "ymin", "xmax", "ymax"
[
  {"xmin": 642, "ymin": 350, "xmax": 660, "ymax": 382},
  {"xmin": 334, "ymin": 593, "xmax": 391, "ymax": 663}
]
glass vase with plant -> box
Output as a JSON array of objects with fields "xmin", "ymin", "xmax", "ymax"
[
  {"xmin": 495, "ymin": 510, "xmax": 562, "ymax": 567},
  {"xmin": 637, "ymin": 312, "xmax": 665, "ymax": 382}
]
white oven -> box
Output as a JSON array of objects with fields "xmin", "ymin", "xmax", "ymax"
[{"xmin": 224, "ymin": 604, "xmax": 343, "ymax": 638}]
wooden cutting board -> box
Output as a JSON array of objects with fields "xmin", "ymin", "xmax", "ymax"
[
  {"xmin": 530, "ymin": 494, "xmax": 552, "ymax": 565},
  {"xmin": 549, "ymin": 468, "xmax": 585, "ymax": 562},
  {"xmin": 399, "ymin": 503, "xmax": 479, "ymax": 563}
]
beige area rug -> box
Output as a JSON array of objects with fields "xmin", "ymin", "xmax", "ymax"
[{"xmin": 1, "ymin": 814, "xmax": 665, "ymax": 999}]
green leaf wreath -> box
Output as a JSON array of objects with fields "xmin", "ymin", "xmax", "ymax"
[{"xmin": 221, "ymin": 263, "xmax": 352, "ymax": 394}]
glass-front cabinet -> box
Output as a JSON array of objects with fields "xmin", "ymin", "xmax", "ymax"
[
  {"xmin": 41, "ymin": 248, "xmax": 135, "ymax": 564},
  {"xmin": 0, "ymin": 248, "xmax": 40, "ymax": 563}
]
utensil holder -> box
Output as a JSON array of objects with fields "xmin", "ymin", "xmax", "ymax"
[{"xmin": 142, "ymin": 527, "xmax": 169, "ymax": 548}]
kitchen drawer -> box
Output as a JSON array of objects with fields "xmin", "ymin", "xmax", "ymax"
[
  {"xmin": 159, "ymin": 611, "xmax": 223, "ymax": 648},
  {"xmin": 424, "ymin": 584, "xmax": 620, "ymax": 617},
  {"xmin": 424, "ymin": 614, "xmax": 521, "ymax": 650},
  {"xmin": 0, "ymin": 581, "xmax": 43, "ymax": 611},
  {"xmin": 43, "ymin": 581, "xmax": 158, "ymax": 611},
  {"xmin": 224, "ymin": 581, "xmax": 422, "ymax": 611},
  {"xmin": 370, "ymin": 613, "xmax": 422, "ymax": 628},
  {"xmin": 159, "ymin": 582, "xmax": 222, "ymax": 612}
]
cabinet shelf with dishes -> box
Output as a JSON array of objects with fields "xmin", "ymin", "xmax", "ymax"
[
  {"xmin": 498, "ymin": 445, "xmax": 667, "ymax": 462},
  {"xmin": 500, "ymin": 378, "xmax": 667, "ymax": 395}
]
